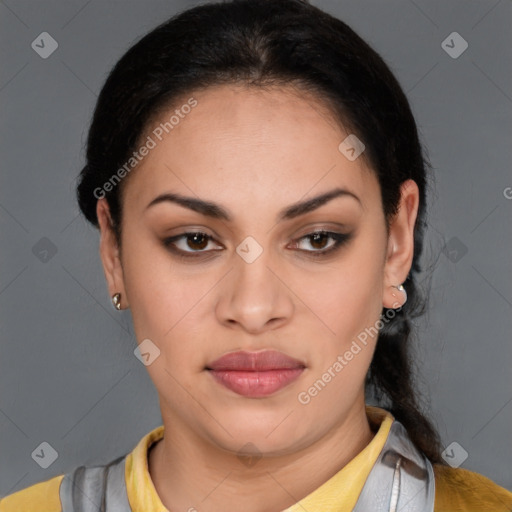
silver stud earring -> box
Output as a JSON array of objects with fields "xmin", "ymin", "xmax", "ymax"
[
  {"xmin": 391, "ymin": 284, "xmax": 407, "ymax": 306},
  {"xmin": 112, "ymin": 292, "xmax": 121, "ymax": 310}
]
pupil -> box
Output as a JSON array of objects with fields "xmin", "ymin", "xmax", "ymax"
[
  {"xmin": 189, "ymin": 233, "xmax": 208, "ymax": 250},
  {"xmin": 311, "ymin": 233, "xmax": 327, "ymax": 249}
]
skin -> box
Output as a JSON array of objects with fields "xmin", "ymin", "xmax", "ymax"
[{"xmin": 97, "ymin": 84, "xmax": 419, "ymax": 512}]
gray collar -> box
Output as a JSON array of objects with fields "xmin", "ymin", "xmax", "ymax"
[
  {"xmin": 353, "ymin": 419, "xmax": 435, "ymax": 512},
  {"xmin": 60, "ymin": 419, "xmax": 435, "ymax": 511}
]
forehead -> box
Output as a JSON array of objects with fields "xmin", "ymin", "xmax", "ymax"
[{"xmin": 123, "ymin": 84, "xmax": 379, "ymax": 217}]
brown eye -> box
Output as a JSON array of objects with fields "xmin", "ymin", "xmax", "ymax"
[
  {"xmin": 308, "ymin": 232, "xmax": 330, "ymax": 250},
  {"xmin": 186, "ymin": 232, "xmax": 209, "ymax": 250},
  {"xmin": 291, "ymin": 230, "xmax": 352, "ymax": 258},
  {"xmin": 163, "ymin": 231, "xmax": 223, "ymax": 259}
]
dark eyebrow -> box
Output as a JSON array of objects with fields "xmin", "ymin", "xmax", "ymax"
[{"xmin": 144, "ymin": 187, "xmax": 361, "ymax": 222}]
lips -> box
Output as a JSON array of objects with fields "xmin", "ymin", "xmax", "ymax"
[
  {"xmin": 206, "ymin": 350, "xmax": 306, "ymax": 397},
  {"xmin": 206, "ymin": 350, "xmax": 306, "ymax": 371}
]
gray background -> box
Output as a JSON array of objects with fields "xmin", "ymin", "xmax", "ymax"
[{"xmin": 1, "ymin": 0, "xmax": 511, "ymax": 498}]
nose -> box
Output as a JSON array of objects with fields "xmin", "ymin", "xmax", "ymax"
[{"xmin": 215, "ymin": 246, "xmax": 294, "ymax": 334}]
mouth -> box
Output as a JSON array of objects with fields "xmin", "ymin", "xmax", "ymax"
[{"xmin": 205, "ymin": 350, "xmax": 306, "ymax": 398}]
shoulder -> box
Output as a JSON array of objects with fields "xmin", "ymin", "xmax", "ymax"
[
  {"xmin": 433, "ymin": 463, "xmax": 512, "ymax": 511},
  {"xmin": 0, "ymin": 474, "xmax": 64, "ymax": 512}
]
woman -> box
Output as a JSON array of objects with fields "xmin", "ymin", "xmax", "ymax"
[{"xmin": 1, "ymin": 0, "xmax": 510, "ymax": 510}]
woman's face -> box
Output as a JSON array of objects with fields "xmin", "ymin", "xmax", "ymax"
[{"xmin": 98, "ymin": 84, "xmax": 417, "ymax": 456}]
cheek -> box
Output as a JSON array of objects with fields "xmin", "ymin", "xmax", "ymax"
[
  {"xmin": 301, "ymin": 233, "xmax": 386, "ymax": 347},
  {"xmin": 120, "ymin": 232, "xmax": 183, "ymax": 338},
  {"xmin": 296, "ymin": 259, "xmax": 384, "ymax": 410},
  {"xmin": 121, "ymin": 235, "xmax": 216, "ymax": 367}
]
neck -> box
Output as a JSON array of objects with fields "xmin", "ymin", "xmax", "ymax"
[{"xmin": 148, "ymin": 403, "xmax": 376, "ymax": 512}]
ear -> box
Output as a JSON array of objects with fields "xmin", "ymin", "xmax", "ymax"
[
  {"xmin": 382, "ymin": 179, "xmax": 420, "ymax": 309},
  {"xmin": 97, "ymin": 198, "xmax": 129, "ymax": 310}
]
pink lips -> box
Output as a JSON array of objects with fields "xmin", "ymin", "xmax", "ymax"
[{"xmin": 206, "ymin": 350, "xmax": 306, "ymax": 397}]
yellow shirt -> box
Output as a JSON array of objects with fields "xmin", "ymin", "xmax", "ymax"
[{"xmin": 1, "ymin": 405, "xmax": 511, "ymax": 511}]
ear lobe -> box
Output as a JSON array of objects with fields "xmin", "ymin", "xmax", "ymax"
[
  {"xmin": 382, "ymin": 179, "xmax": 419, "ymax": 308},
  {"xmin": 96, "ymin": 198, "xmax": 129, "ymax": 309}
]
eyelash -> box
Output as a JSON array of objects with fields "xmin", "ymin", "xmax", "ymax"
[{"xmin": 162, "ymin": 230, "xmax": 352, "ymax": 260}]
